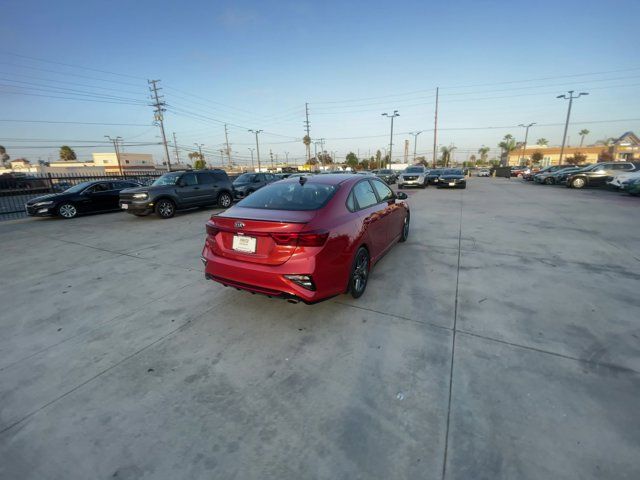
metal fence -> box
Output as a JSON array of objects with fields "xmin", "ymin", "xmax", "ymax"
[{"xmin": 0, "ymin": 171, "xmax": 164, "ymax": 221}]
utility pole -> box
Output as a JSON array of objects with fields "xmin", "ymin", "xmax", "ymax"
[
  {"xmin": 248, "ymin": 148, "xmax": 255, "ymax": 171},
  {"xmin": 557, "ymin": 91, "xmax": 589, "ymax": 165},
  {"xmin": 224, "ymin": 124, "xmax": 232, "ymax": 167},
  {"xmin": 148, "ymin": 79, "xmax": 171, "ymax": 171},
  {"xmin": 269, "ymin": 149, "xmax": 274, "ymax": 170},
  {"xmin": 403, "ymin": 139, "xmax": 409, "ymax": 165},
  {"xmin": 433, "ymin": 87, "xmax": 439, "ymax": 168},
  {"xmin": 284, "ymin": 151, "xmax": 289, "ymax": 165},
  {"xmin": 105, "ymin": 135, "xmax": 123, "ymax": 176},
  {"xmin": 172, "ymin": 132, "xmax": 181, "ymax": 165},
  {"xmin": 382, "ymin": 110, "xmax": 399, "ymax": 169},
  {"xmin": 410, "ymin": 131, "xmax": 423, "ymax": 163},
  {"xmin": 194, "ymin": 143, "xmax": 205, "ymax": 166},
  {"xmin": 248, "ymin": 129, "xmax": 263, "ymax": 172},
  {"xmin": 518, "ymin": 123, "xmax": 536, "ymax": 165},
  {"xmin": 314, "ymin": 141, "xmax": 319, "ymax": 171},
  {"xmin": 304, "ymin": 102, "xmax": 311, "ymax": 164},
  {"xmin": 219, "ymin": 149, "xmax": 224, "ymax": 164}
]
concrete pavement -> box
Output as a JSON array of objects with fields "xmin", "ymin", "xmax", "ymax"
[{"xmin": 0, "ymin": 178, "xmax": 638, "ymax": 479}]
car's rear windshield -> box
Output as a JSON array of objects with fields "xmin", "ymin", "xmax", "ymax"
[
  {"xmin": 443, "ymin": 169, "xmax": 463, "ymax": 175},
  {"xmin": 405, "ymin": 167, "xmax": 424, "ymax": 173},
  {"xmin": 237, "ymin": 182, "xmax": 338, "ymax": 211}
]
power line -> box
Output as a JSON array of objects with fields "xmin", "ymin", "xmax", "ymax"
[
  {"xmin": 0, "ymin": 51, "xmax": 145, "ymax": 80},
  {"xmin": 0, "ymin": 61, "xmax": 143, "ymax": 87},
  {"xmin": 0, "ymin": 119, "xmax": 152, "ymax": 126}
]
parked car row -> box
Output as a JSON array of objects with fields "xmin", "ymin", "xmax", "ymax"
[
  {"xmin": 397, "ymin": 166, "xmax": 467, "ymax": 189},
  {"xmin": 528, "ymin": 161, "xmax": 640, "ymax": 194}
]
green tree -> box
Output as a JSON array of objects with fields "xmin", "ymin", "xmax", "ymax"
[
  {"xmin": 375, "ymin": 150, "xmax": 382, "ymax": 168},
  {"xmin": 531, "ymin": 151, "xmax": 544, "ymax": 164},
  {"xmin": 469, "ymin": 154, "xmax": 477, "ymax": 165},
  {"xmin": 440, "ymin": 145, "xmax": 456, "ymax": 167},
  {"xmin": 578, "ymin": 129, "xmax": 590, "ymax": 147},
  {"xmin": 59, "ymin": 145, "xmax": 77, "ymax": 161},
  {"xmin": 566, "ymin": 152, "xmax": 587, "ymax": 165},
  {"xmin": 358, "ymin": 159, "xmax": 370, "ymax": 170},
  {"xmin": 477, "ymin": 146, "xmax": 490, "ymax": 163},
  {"xmin": 188, "ymin": 151, "xmax": 205, "ymax": 167},
  {"xmin": 345, "ymin": 152, "xmax": 359, "ymax": 169},
  {"xmin": 193, "ymin": 159, "xmax": 206, "ymax": 169},
  {"xmin": 596, "ymin": 137, "xmax": 616, "ymax": 146},
  {"xmin": 498, "ymin": 134, "xmax": 517, "ymax": 164},
  {"xmin": 536, "ymin": 138, "xmax": 548, "ymax": 146}
]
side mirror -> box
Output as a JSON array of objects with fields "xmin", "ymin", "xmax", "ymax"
[{"xmin": 396, "ymin": 191, "xmax": 408, "ymax": 200}]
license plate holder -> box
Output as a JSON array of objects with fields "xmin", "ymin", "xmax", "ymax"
[
  {"xmin": 449, "ymin": 182, "xmax": 455, "ymax": 186},
  {"xmin": 232, "ymin": 235, "xmax": 257, "ymax": 253}
]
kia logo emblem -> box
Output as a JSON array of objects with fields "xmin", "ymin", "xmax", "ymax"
[{"xmin": 234, "ymin": 221, "xmax": 245, "ymax": 228}]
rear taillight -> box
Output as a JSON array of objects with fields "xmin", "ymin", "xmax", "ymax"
[
  {"xmin": 284, "ymin": 274, "xmax": 316, "ymax": 291},
  {"xmin": 271, "ymin": 231, "xmax": 328, "ymax": 247},
  {"xmin": 205, "ymin": 221, "xmax": 219, "ymax": 236}
]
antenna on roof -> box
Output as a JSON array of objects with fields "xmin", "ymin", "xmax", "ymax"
[{"xmin": 299, "ymin": 176, "xmax": 307, "ymax": 185}]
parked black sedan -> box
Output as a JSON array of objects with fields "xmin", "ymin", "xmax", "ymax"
[
  {"xmin": 436, "ymin": 169, "xmax": 467, "ymax": 189},
  {"xmin": 426, "ymin": 168, "xmax": 445, "ymax": 185},
  {"xmin": 25, "ymin": 180, "xmax": 140, "ymax": 219}
]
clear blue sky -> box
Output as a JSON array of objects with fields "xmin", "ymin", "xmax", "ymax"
[{"xmin": 2, "ymin": 0, "xmax": 639, "ymax": 166}]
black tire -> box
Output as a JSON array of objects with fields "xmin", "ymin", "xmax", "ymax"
[
  {"xmin": 349, "ymin": 247, "xmax": 370, "ymax": 299},
  {"xmin": 57, "ymin": 203, "xmax": 78, "ymax": 219},
  {"xmin": 571, "ymin": 177, "xmax": 586, "ymax": 189},
  {"xmin": 155, "ymin": 199, "xmax": 176, "ymax": 219},
  {"xmin": 399, "ymin": 212, "xmax": 410, "ymax": 242},
  {"xmin": 544, "ymin": 177, "xmax": 554, "ymax": 185},
  {"xmin": 217, "ymin": 191, "xmax": 232, "ymax": 208}
]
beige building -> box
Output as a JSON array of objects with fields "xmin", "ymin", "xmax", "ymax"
[
  {"xmin": 506, "ymin": 131, "xmax": 640, "ymax": 166},
  {"xmin": 92, "ymin": 153, "xmax": 156, "ymax": 172}
]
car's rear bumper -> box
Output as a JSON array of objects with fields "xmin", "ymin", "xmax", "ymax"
[{"xmin": 202, "ymin": 246, "xmax": 332, "ymax": 304}]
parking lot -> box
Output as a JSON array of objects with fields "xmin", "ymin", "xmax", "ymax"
[{"xmin": 1, "ymin": 178, "xmax": 639, "ymax": 479}]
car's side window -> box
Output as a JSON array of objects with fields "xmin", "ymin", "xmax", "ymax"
[
  {"xmin": 197, "ymin": 173, "xmax": 214, "ymax": 184},
  {"xmin": 181, "ymin": 173, "xmax": 198, "ymax": 186},
  {"xmin": 212, "ymin": 172, "xmax": 227, "ymax": 183},
  {"xmin": 352, "ymin": 180, "xmax": 378, "ymax": 209},
  {"xmin": 371, "ymin": 179, "xmax": 394, "ymax": 202},
  {"xmin": 346, "ymin": 191, "xmax": 356, "ymax": 212}
]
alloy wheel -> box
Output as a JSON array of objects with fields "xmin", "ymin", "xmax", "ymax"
[
  {"xmin": 572, "ymin": 178, "xmax": 585, "ymax": 189},
  {"xmin": 157, "ymin": 200, "xmax": 175, "ymax": 218},
  {"xmin": 58, "ymin": 204, "xmax": 77, "ymax": 219},
  {"xmin": 218, "ymin": 193, "xmax": 232, "ymax": 208},
  {"xmin": 351, "ymin": 248, "xmax": 369, "ymax": 298}
]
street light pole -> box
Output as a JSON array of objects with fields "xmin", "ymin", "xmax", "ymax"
[
  {"xmin": 248, "ymin": 129, "xmax": 263, "ymax": 172},
  {"xmin": 382, "ymin": 110, "xmax": 399, "ymax": 169},
  {"xmin": 409, "ymin": 131, "xmax": 423, "ymax": 163},
  {"xmin": 248, "ymin": 148, "xmax": 255, "ymax": 171},
  {"xmin": 518, "ymin": 123, "xmax": 536, "ymax": 165},
  {"xmin": 105, "ymin": 135, "xmax": 123, "ymax": 175},
  {"xmin": 557, "ymin": 91, "xmax": 589, "ymax": 165}
]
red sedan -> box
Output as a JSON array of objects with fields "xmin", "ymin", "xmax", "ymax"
[{"xmin": 202, "ymin": 174, "xmax": 410, "ymax": 304}]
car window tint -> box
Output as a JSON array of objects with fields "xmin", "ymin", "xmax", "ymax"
[
  {"xmin": 91, "ymin": 182, "xmax": 111, "ymax": 192},
  {"xmin": 197, "ymin": 173, "xmax": 215, "ymax": 184},
  {"xmin": 212, "ymin": 172, "xmax": 227, "ymax": 182},
  {"xmin": 238, "ymin": 182, "xmax": 337, "ymax": 211},
  {"xmin": 352, "ymin": 180, "xmax": 378, "ymax": 209},
  {"xmin": 346, "ymin": 191, "xmax": 356, "ymax": 212},
  {"xmin": 371, "ymin": 179, "xmax": 394, "ymax": 201},
  {"xmin": 181, "ymin": 173, "xmax": 198, "ymax": 186}
]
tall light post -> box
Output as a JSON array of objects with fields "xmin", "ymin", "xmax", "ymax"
[
  {"xmin": 382, "ymin": 110, "xmax": 399, "ymax": 169},
  {"xmin": 517, "ymin": 123, "xmax": 536, "ymax": 166},
  {"xmin": 284, "ymin": 151, "xmax": 289, "ymax": 165},
  {"xmin": 557, "ymin": 91, "xmax": 588, "ymax": 165},
  {"xmin": 105, "ymin": 135, "xmax": 123, "ymax": 175},
  {"xmin": 194, "ymin": 143, "xmax": 204, "ymax": 166},
  {"xmin": 248, "ymin": 129, "xmax": 263, "ymax": 172},
  {"xmin": 248, "ymin": 147, "xmax": 255, "ymax": 171},
  {"xmin": 409, "ymin": 131, "xmax": 423, "ymax": 163}
]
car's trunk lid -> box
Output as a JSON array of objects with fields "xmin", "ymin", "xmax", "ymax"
[{"xmin": 208, "ymin": 207, "xmax": 317, "ymax": 265}]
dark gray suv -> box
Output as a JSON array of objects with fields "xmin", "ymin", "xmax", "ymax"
[
  {"xmin": 119, "ymin": 170, "xmax": 233, "ymax": 218},
  {"xmin": 232, "ymin": 172, "xmax": 276, "ymax": 199}
]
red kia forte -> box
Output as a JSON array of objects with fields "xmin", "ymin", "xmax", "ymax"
[{"xmin": 202, "ymin": 174, "xmax": 410, "ymax": 304}]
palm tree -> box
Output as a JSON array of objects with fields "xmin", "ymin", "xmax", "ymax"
[
  {"xmin": 578, "ymin": 129, "xmax": 590, "ymax": 147},
  {"xmin": 596, "ymin": 137, "xmax": 616, "ymax": 146},
  {"xmin": 536, "ymin": 138, "xmax": 548, "ymax": 146},
  {"xmin": 440, "ymin": 145, "xmax": 456, "ymax": 167},
  {"xmin": 477, "ymin": 146, "xmax": 490, "ymax": 163}
]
